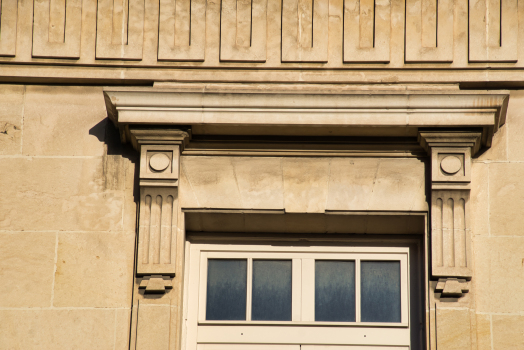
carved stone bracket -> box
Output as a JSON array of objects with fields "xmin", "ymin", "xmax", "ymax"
[
  {"xmin": 130, "ymin": 128, "xmax": 190, "ymax": 293},
  {"xmin": 139, "ymin": 275, "xmax": 174, "ymax": 294},
  {"xmin": 435, "ymin": 278, "xmax": 470, "ymax": 298},
  {"xmin": 419, "ymin": 131, "xmax": 482, "ymax": 298}
]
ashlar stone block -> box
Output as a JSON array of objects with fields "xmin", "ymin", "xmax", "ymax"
[
  {"xmin": 435, "ymin": 308, "xmax": 471, "ymax": 350},
  {"xmin": 489, "ymin": 162, "xmax": 524, "ymax": 236},
  {"xmin": 0, "ymin": 158, "xmax": 124, "ymax": 231},
  {"xmin": 135, "ymin": 300, "xmax": 171, "ymax": 350},
  {"xmin": 0, "ymin": 84, "xmax": 24, "ymax": 155},
  {"xmin": 23, "ymin": 86, "xmax": 108, "ymax": 157},
  {"xmin": 492, "ymin": 315, "xmax": 524, "ymax": 350},
  {"xmin": 0, "ymin": 232, "xmax": 56, "ymax": 307},
  {"xmin": 507, "ymin": 90, "xmax": 524, "ymax": 161},
  {"xmin": 474, "ymin": 237, "xmax": 524, "ymax": 313},
  {"xmin": 283, "ymin": 158, "xmax": 330, "ymax": 213},
  {"xmin": 53, "ymin": 232, "xmax": 135, "ymax": 307},
  {"xmin": 325, "ymin": 158, "xmax": 427, "ymax": 212},
  {"xmin": 0, "ymin": 309, "xmax": 120, "ymax": 349}
]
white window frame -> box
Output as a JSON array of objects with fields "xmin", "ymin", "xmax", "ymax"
[{"xmin": 183, "ymin": 243, "xmax": 411, "ymax": 350}]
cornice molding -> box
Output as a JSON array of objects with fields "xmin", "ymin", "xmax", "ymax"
[{"xmin": 104, "ymin": 84, "xmax": 509, "ymax": 150}]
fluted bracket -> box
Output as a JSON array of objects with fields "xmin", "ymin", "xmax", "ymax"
[
  {"xmin": 131, "ymin": 128, "xmax": 191, "ymax": 277},
  {"xmin": 419, "ymin": 131, "xmax": 480, "ymax": 290}
]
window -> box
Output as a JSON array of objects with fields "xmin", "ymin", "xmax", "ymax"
[{"xmin": 184, "ymin": 244, "xmax": 410, "ymax": 350}]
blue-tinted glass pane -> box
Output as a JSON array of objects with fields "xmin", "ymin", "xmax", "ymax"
[
  {"xmin": 206, "ymin": 259, "xmax": 247, "ymax": 320},
  {"xmin": 360, "ymin": 261, "xmax": 401, "ymax": 323},
  {"xmin": 315, "ymin": 260, "xmax": 356, "ymax": 322},
  {"xmin": 252, "ymin": 260, "xmax": 292, "ymax": 321}
]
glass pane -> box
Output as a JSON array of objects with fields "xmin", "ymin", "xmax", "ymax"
[
  {"xmin": 360, "ymin": 261, "xmax": 401, "ymax": 323},
  {"xmin": 206, "ymin": 259, "xmax": 247, "ymax": 320},
  {"xmin": 315, "ymin": 260, "xmax": 356, "ymax": 322},
  {"xmin": 252, "ymin": 260, "xmax": 292, "ymax": 321}
]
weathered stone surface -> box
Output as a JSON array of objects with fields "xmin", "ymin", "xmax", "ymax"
[
  {"xmin": 22, "ymin": 86, "xmax": 108, "ymax": 157},
  {"xmin": 492, "ymin": 315, "xmax": 524, "ymax": 350},
  {"xmin": 0, "ymin": 158, "xmax": 124, "ymax": 231},
  {"xmin": 436, "ymin": 308, "xmax": 471, "ymax": 350},
  {"xmin": 470, "ymin": 162, "xmax": 489, "ymax": 237},
  {"xmin": 283, "ymin": 158, "xmax": 330, "ymax": 213},
  {"xmin": 115, "ymin": 308, "xmax": 132, "ymax": 350},
  {"xmin": 53, "ymin": 232, "xmax": 135, "ymax": 307},
  {"xmin": 180, "ymin": 156, "xmax": 244, "ymax": 208},
  {"xmin": 477, "ymin": 124, "xmax": 507, "ymax": 161},
  {"xmin": 0, "ymin": 232, "xmax": 56, "ymax": 307},
  {"xmin": 507, "ymin": 90, "xmax": 524, "ymax": 161},
  {"xmin": 0, "ymin": 309, "xmax": 121, "ymax": 349},
  {"xmin": 2, "ymin": 0, "xmax": 524, "ymax": 71},
  {"xmin": 180, "ymin": 156, "xmax": 427, "ymax": 213},
  {"xmin": 475, "ymin": 313, "xmax": 491, "ymax": 350},
  {"xmin": 0, "ymin": 85, "xmax": 24, "ymax": 155},
  {"xmin": 122, "ymin": 156, "xmax": 138, "ymax": 232},
  {"xmin": 489, "ymin": 162, "xmax": 524, "ymax": 236},
  {"xmin": 326, "ymin": 158, "xmax": 427, "ymax": 212},
  {"xmin": 135, "ymin": 300, "xmax": 171, "ymax": 350},
  {"xmin": 474, "ymin": 237, "xmax": 524, "ymax": 313},
  {"xmin": 230, "ymin": 157, "xmax": 284, "ymax": 209}
]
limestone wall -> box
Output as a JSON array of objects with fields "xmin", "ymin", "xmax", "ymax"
[
  {"xmin": 429, "ymin": 90, "xmax": 524, "ymax": 350},
  {"xmin": 1, "ymin": 85, "xmax": 524, "ymax": 349},
  {"xmin": 0, "ymin": 85, "xmax": 137, "ymax": 349}
]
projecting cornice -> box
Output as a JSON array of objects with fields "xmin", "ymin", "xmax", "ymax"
[{"xmin": 104, "ymin": 84, "xmax": 509, "ymax": 152}]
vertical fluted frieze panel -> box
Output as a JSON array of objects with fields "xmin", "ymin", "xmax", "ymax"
[
  {"xmin": 405, "ymin": 0, "xmax": 453, "ymax": 62},
  {"xmin": 281, "ymin": 0, "xmax": 329, "ymax": 62},
  {"xmin": 0, "ymin": 0, "xmax": 17, "ymax": 56},
  {"xmin": 96, "ymin": 0, "xmax": 144, "ymax": 59},
  {"xmin": 158, "ymin": 0, "xmax": 206, "ymax": 61},
  {"xmin": 220, "ymin": 0, "xmax": 268, "ymax": 62},
  {"xmin": 32, "ymin": 0, "xmax": 82, "ymax": 58},
  {"xmin": 142, "ymin": 195, "xmax": 152, "ymax": 265},
  {"xmin": 137, "ymin": 188, "xmax": 178, "ymax": 276},
  {"xmin": 343, "ymin": 0, "xmax": 391, "ymax": 62},
  {"xmin": 456, "ymin": 198, "xmax": 467, "ymax": 268},
  {"xmin": 469, "ymin": 0, "xmax": 517, "ymax": 62},
  {"xmin": 431, "ymin": 190, "xmax": 471, "ymax": 278},
  {"xmin": 434, "ymin": 198, "xmax": 443, "ymax": 267},
  {"xmin": 160, "ymin": 195, "xmax": 174, "ymax": 264}
]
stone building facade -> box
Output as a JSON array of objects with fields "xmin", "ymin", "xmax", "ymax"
[{"xmin": 1, "ymin": 0, "xmax": 524, "ymax": 349}]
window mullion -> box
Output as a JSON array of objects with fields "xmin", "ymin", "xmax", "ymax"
[
  {"xmin": 355, "ymin": 258, "xmax": 361, "ymax": 323},
  {"xmin": 292, "ymin": 258, "xmax": 302, "ymax": 321},
  {"xmin": 301, "ymin": 258, "xmax": 315, "ymax": 322},
  {"xmin": 246, "ymin": 258, "xmax": 253, "ymax": 321}
]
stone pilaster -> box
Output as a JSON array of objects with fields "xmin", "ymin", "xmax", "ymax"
[
  {"xmin": 130, "ymin": 128, "xmax": 190, "ymax": 294},
  {"xmin": 419, "ymin": 131, "xmax": 481, "ymax": 297}
]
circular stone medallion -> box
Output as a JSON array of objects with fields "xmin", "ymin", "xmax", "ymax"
[
  {"xmin": 440, "ymin": 156, "xmax": 462, "ymax": 175},
  {"xmin": 149, "ymin": 153, "xmax": 171, "ymax": 172}
]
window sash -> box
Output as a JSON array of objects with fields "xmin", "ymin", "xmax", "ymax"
[
  {"xmin": 196, "ymin": 248, "xmax": 409, "ymax": 326},
  {"xmin": 185, "ymin": 244, "xmax": 411, "ymax": 350}
]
